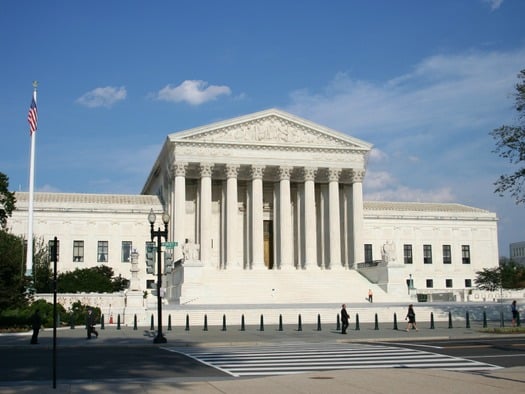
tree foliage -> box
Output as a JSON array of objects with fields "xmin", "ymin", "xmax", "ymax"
[
  {"xmin": 0, "ymin": 172, "xmax": 16, "ymax": 230},
  {"xmin": 490, "ymin": 69, "xmax": 525, "ymax": 204},
  {"xmin": 475, "ymin": 260, "xmax": 525, "ymax": 291},
  {"xmin": 0, "ymin": 231, "xmax": 30, "ymax": 310},
  {"xmin": 57, "ymin": 265, "xmax": 128, "ymax": 293}
]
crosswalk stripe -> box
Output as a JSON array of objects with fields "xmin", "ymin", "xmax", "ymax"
[{"xmin": 165, "ymin": 342, "xmax": 501, "ymax": 377}]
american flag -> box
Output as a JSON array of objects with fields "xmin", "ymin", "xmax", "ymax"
[{"xmin": 27, "ymin": 95, "xmax": 38, "ymax": 135}]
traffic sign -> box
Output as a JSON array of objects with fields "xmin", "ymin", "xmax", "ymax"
[{"xmin": 162, "ymin": 241, "xmax": 178, "ymax": 248}]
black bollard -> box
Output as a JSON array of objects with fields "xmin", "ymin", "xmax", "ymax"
[
  {"xmin": 222, "ymin": 314, "xmax": 227, "ymax": 331},
  {"xmin": 483, "ymin": 310, "xmax": 487, "ymax": 328},
  {"xmin": 279, "ymin": 314, "xmax": 283, "ymax": 331},
  {"xmin": 337, "ymin": 314, "xmax": 340, "ymax": 331},
  {"xmin": 448, "ymin": 311, "xmax": 453, "ymax": 329},
  {"xmin": 100, "ymin": 314, "xmax": 105, "ymax": 330},
  {"xmin": 241, "ymin": 314, "xmax": 245, "ymax": 331},
  {"xmin": 430, "ymin": 312, "xmax": 435, "ymax": 329},
  {"xmin": 134, "ymin": 314, "xmax": 137, "ymax": 330},
  {"xmin": 500, "ymin": 311, "xmax": 504, "ymax": 328},
  {"xmin": 298, "ymin": 314, "xmax": 302, "ymax": 331},
  {"xmin": 374, "ymin": 313, "xmax": 379, "ymax": 330},
  {"xmin": 185, "ymin": 314, "xmax": 190, "ymax": 331},
  {"xmin": 355, "ymin": 313, "xmax": 360, "ymax": 331},
  {"xmin": 117, "ymin": 314, "xmax": 121, "ymax": 330},
  {"xmin": 260, "ymin": 314, "xmax": 264, "ymax": 331},
  {"xmin": 168, "ymin": 314, "xmax": 172, "ymax": 331},
  {"xmin": 393, "ymin": 312, "xmax": 398, "ymax": 330},
  {"xmin": 70, "ymin": 314, "xmax": 75, "ymax": 329},
  {"xmin": 317, "ymin": 314, "xmax": 322, "ymax": 331},
  {"xmin": 150, "ymin": 314, "xmax": 154, "ymax": 330},
  {"xmin": 466, "ymin": 311, "xmax": 470, "ymax": 329},
  {"xmin": 204, "ymin": 314, "xmax": 208, "ymax": 331}
]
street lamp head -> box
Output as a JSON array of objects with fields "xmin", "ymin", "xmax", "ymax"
[
  {"xmin": 162, "ymin": 211, "xmax": 170, "ymax": 225},
  {"xmin": 148, "ymin": 209, "xmax": 156, "ymax": 225}
]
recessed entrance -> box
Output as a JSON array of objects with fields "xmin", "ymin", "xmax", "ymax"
[{"xmin": 263, "ymin": 220, "xmax": 273, "ymax": 269}]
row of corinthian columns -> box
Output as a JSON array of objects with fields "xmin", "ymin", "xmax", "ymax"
[{"xmin": 169, "ymin": 162, "xmax": 364, "ymax": 270}]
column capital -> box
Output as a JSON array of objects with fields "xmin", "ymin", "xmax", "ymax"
[
  {"xmin": 171, "ymin": 162, "xmax": 188, "ymax": 177},
  {"xmin": 225, "ymin": 164, "xmax": 240, "ymax": 179},
  {"xmin": 200, "ymin": 162, "xmax": 214, "ymax": 177},
  {"xmin": 303, "ymin": 167, "xmax": 317, "ymax": 182},
  {"xmin": 328, "ymin": 168, "xmax": 342, "ymax": 182},
  {"xmin": 250, "ymin": 164, "xmax": 265, "ymax": 179},
  {"xmin": 351, "ymin": 169, "xmax": 365, "ymax": 183},
  {"xmin": 279, "ymin": 166, "xmax": 292, "ymax": 180}
]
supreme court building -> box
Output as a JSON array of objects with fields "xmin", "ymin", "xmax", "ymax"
[{"xmin": 10, "ymin": 109, "xmax": 499, "ymax": 305}]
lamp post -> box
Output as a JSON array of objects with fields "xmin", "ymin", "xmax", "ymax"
[{"xmin": 148, "ymin": 208, "xmax": 170, "ymax": 344}]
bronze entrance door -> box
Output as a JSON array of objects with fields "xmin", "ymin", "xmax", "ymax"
[{"xmin": 263, "ymin": 220, "xmax": 273, "ymax": 269}]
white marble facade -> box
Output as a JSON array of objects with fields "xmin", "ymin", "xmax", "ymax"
[{"xmin": 9, "ymin": 109, "xmax": 499, "ymax": 304}]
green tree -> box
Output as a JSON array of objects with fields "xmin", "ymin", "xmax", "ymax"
[
  {"xmin": 475, "ymin": 260, "xmax": 525, "ymax": 291},
  {"xmin": 33, "ymin": 238, "xmax": 53, "ymax": 293},
  {"xmin": 490, "ymin": 69, "xmax": 525, "ymax": 204},
  {"xmin": 0, "ymin": 231, "xmax": 30, "ymax": 310},
  {"xmin": 0, "ymin": 172, "xmax": 16, "ymax": 230},
  {"xmin": 57, "ymin": 265, "xmax": 128, "ymax": 293}
]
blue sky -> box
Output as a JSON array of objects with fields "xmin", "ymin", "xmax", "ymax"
[{"xmin": 1, "ymin": 0, "xmax": 524, "ymax": 256}]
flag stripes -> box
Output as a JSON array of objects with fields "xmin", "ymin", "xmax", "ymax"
[{"xmin": 27, "ymin": 95, "xmax": 38, "ymax": 135}]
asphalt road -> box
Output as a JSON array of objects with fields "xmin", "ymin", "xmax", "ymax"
[{"xmin": 381, "ymin": 337, "xmax": 525, "ymax": 368}]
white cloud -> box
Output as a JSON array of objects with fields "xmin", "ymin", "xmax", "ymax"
[
  {"xmin": 365, "ymin": 185, "xmax": 456, "ymax": 203},
  {"xmin": 155, "ymin": 80, "xmax": 232, "ymax": 105},
  {"xmin": 76, "ymin": 86, "xmax": 127, "ymax": 108},
  {"xmin": 483, "ymin": 0, "xmax": 504, "ymax": 11}
]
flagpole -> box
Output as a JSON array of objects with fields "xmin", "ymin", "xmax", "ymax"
[{"xmin": 25, "ymin": 81, "xmax": 38, "ymax": 277}]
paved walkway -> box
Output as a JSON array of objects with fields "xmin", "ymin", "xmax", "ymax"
[{"xmin": 1, "ymin": 320, "xmax": 524, "ymax": 393}]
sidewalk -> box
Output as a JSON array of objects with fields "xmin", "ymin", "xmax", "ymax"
[{"xmin": 1, "ymin": 322, "xmax": 524, "ymax": 393}]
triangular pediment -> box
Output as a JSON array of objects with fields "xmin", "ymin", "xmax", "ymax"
[{"xmin": 169, "ymin": 109, "xmax": 372, "ymax": 150}]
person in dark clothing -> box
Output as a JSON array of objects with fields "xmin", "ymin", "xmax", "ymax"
[
  {"xmin": 340, "ymin": 304, "xmax": 350, "ymax": 334},
  {"xmin": 30, "ymin": 309, "xmax": 42, "ymax": 344},
  {"xmin": 86, "ymin": 309, "xmax": 98, "ymax": 339},
  {"xmin": 511, "ymin": 300, "xmax": 519, "ymax": 327},
  {"xmin": 405, "ymin": 304, "xmax": 418, "ymax": 332}
]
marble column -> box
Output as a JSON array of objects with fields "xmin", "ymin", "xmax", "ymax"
[
  {"xmin": 250, "ymin": 165, "xmax": 265, "ymax": 269},
  {"xmin": 199, "ymin": 163, "xmax": 213, "ymax": 267},
  {"xmin": 226, "ymin": 164, "xmax": 240, "ymax": 269},
  {"xmin": 350, "ymin": 169, "xmax": 365, "ymax": 267},
  {"xmin": 328, "ymin": 168, "xmax": 342, "ymax": 269},
  {"xmin": 279, "ymin": 166, "xmax": 293, "ymax": 269},
  {"xmin": 173, "ymin": 162, "xmax": 187, "ymax": 247},
  {"xmin": 303, "ymin": 167, "xmax": 317, "ymax": 269}
]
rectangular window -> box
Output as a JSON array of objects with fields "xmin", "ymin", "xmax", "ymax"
[
  {"xmin": 465, "ymin": 279, "xmax": 472, "ymax": 288},
  {"xmin": 403, "ymin": 244, "xmax": 413, "ymax": 264},
  {"xmin": 97, "ymin": 241, "xmax": 108, "ymax": 262},
  {"xmin": 364, "ymin": 244, "xmax": 373, "ymax": 263},
  {"xmin": 442, "ymin": 245, "xmax": 451, "ymax": 264},
  {"xmin": 121, "ymin": 241, "xmax": 132, "ymax": 262},
  {"xmin": 423, "ymin": 244, "xmax": 432, "ymax": 264},
  {"xmin": 48, "ymin": 240, "xmax": 60, "ymax": 262},
  {"xmin": 462, "ymin": 245, "xmax": 471, "ymax": 264},
  {"xmin": 445, "ymin": 279, "xmax": 453, "ymax": 288},
  {"xmin": 426, "ymin": 279, "xmax": 433, "ymax": 288},
  {"xmin": 73, "ymin": 240, "xmax": 84, "ymax": 262}
]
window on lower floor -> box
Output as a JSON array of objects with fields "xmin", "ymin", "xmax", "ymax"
[
  {"xmin": 364, "ymin": 244, "xmax": 373, "ymax": 263},
  {"xmin": 97, "ymin": 241, "xmax": 108, "ymax": 262},
  {"xmin": 423, "ymin": 244, "xmax": 432, "ymax": 264},
  {"xmin": 121, "ymin": 241, "xmax": 132, "ymax": 262},
  {"xmin": 73, "ymin": 240, "xmax": 84, "ymax": 262},
  {"xmin": 443, "ymin": 245, "xmax": 451, "ymax": 264},
  {"xmin": 426, "ymin": 279, "xmax": 433, "ymax": 288},
  {"xmin": 465, "ymin": 279, "xmax": 472, "ymax": 288},
  {"xmin": 445, "ymin": 279, "xmax": 453, "ymax": 288},
  {"xmin": 48, "ymin": 239, "xmax": 60, "ymax": 262},
  {"xmin": 462, "ymin": 245, "xmax": 471, "ymax": 264},
  {"xmin": 403, "ymin": 244, "xmax": 413, "ymax": 264}
]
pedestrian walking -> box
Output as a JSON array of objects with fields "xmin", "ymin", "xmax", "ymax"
[
  {"xmin": 511, "ymin": 300, "xmax": 519, "ymax": 327},
  {"xmin": 368, "ymin": 289, "xmax": 373, "ymax": 303},
  {"xmin": 405, "ymin": 304, "xmax": 418, "ymax": 332},
  {"xmin": 340, "ymin": 304, "xmax": 349, "ymax": 334},
  {"xmin": 30, "ymin": 309, "xmax": 42, "ymax": 344},
  {"xmin": 86, "ymin": 308, "xmax": 99, "ymax": 339}
]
